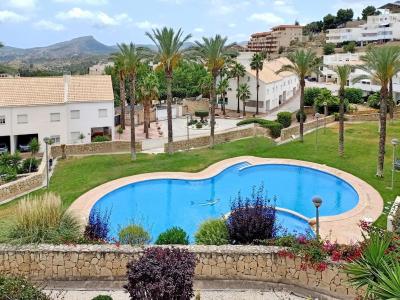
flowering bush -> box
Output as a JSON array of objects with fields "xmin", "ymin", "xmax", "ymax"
[
  {"xmin": 227, "ymin": 185, "xmax": 278, "ymax": 245},
  {"xmin": 84, "ymin": 208, "xmax": 111, "ymax": 242},
  {"xmin": 124, "ymin": 247, "xmax": 196, "ymax": 300}
]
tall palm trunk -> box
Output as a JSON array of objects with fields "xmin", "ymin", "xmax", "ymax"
[
  {"xmin": 119, "ymin": 74, "xmax": 126, "ymax": 130},
  {"xmin": 256, "ymin": 70, "xmax": 259, "ymax": 115},
  {"xmin": 222, "ymin": 92, "xmax": 226, "ymax": 115},
  {"xmin": 166, "ymin": 70, "xmax": 174, "ymax": 154},
  {"xmin": 236, "ymin": 76, "xmax": 240, "ymax": 113},
  {"xmin": 242, "ymin": 99, "xmax": 246, "ymax": 117},
  {"xmin": 130, "ymin": 75, "xmax": 137, "ymax": 161},
  {"xmin": 143, "ymin": 100, "xmax": 150, "ymax": 139},
  {"xmin": 389, "ymin": 78, "xmax": 394, "ymax": 120},
  {"xmin": 339, "ymin": 87, "xmax": 345, "ymax": 156},
  {"xmin": 377, "ymin": 85, "xmax": 388, "ymax": 177},
  {"xmin": 299, "ymin": 78, "xmax": 305, "ymax": 142},
  {"xmin": 210, "ymin": 75, "xmax": 217, "ymax": 148}
]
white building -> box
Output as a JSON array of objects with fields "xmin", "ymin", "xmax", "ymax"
[
  {"xmin": 320, "ymin": 53, "xmax": 400, "ymax": 101},
  {"xmin": 225, "ymin": 55, "xmax": 299, "ymax": 113},
  {"xmin": 0, "ymin": 75, "xmax": 115, "ymax": 153},
  {"xmin": 327, "ymin": 12, "xmax": 400, "ymax": 45}
]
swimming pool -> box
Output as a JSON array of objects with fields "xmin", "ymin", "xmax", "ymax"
[{"xmin": 91, "ymin": 162, "xmax": 359, "ymax": 242}]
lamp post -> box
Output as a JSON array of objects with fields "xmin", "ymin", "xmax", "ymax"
[
  {"xmin": 315, "ymin": 113, "xmax": 321, "ymax": 149},
  {"xmin": 312, "ymin": 196, "xmax": 323, "ymax": 240},
  {"xmin": 43, "ymin": 137, "xmax": 50, "ymax": 189},
  {"xmin": 186, "ymin": 113, "xmax": 191, "ymax": 151},
  {"xmin": 389, "ymin": 138, "xmax": 399, "ymax": 190},
  {"xmin": 323, "ymin": 102, "xmax": 328, "ymax": 134}
]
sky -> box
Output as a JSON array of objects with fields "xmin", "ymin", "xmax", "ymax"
[{"xmin": 0, "ymin": 0, "xmax": 389, "ymax": 48}]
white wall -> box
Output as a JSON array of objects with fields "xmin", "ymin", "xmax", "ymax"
[{"xmin": 0, "ymin": 101, "xmax": 114, "ymax": 153}]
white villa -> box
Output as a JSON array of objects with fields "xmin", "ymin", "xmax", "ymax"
[
  {"xmin": 0, "ymin": 75, "xmax": 115, "ymax": 153},
  {"xmin": 320, "ymin": 52, "xmax": 400, "ymax": 101},
  {"xmin": 326, "ymin": 11, "xmax": 400, "ymax": 45},
  {"xmin": 226, "ymin": 54, "xmax": 299, "ymax": 113}
]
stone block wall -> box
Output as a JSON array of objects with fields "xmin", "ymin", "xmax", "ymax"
[
  {"xmin": 0, "ymin": 158, "xmax": 46, "ymax": 204},
  {"xmin": 182, "ymin": 99, "xmax": 209, "ymax": 115},
  {"xmin": 164, "ymin": 125, "xmax": 270, "ymax": 152},
  {"xmin": 51, "ymin": 141, "xmax": 142, "ymax": 158},
  {"xmin": 281, "ymin": 115, "xmax": 336, "ymax": 141},
  {"xmin": 0, "ymin": 244, "xmax": 357, "ymax": 299},
  {"xmin": 345, "ymin": 112, "xmax": 400, "ymax": 122}
]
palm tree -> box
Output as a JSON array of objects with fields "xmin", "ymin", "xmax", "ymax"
[
  {"xmin": 191, "ymin": 35, "xmax": 236, "ymax": 148},
  {"xmin": 277, "ymin": 49, "xmax": 319, "ymax": 142},
  {"xmin": 118, "ymin": 43, "xmax": 148, "ymax": 160},
  {"xmin": 237, "ymin": 83, "xmax": 251, "ymax": 117},
  {"xmin": 332, "ymin": 65, "xmax": 352, "ymax": 157},
  {"xmin": 217, "ymin": 78, "xmax": 229, "ymax": 115},
  {"xmin": 250, "ymin": 52, "xmax": 265, "ymax": 115},
  {"xmin": 111, "ymin": 46, "xmax": 128, "ymax": 130},
  {"xmin": 139, "ymin": 71, "xmax": 159, "ymax": 139},
  {"xmin": 353, "ymin": 46, "xmax": 400, "ymax": 177},
  {"xmin": 230, "ymin": 62, "xmax": 246, "ymax": 114},
  {"xmin": 146, "ymin": 27, "xmax": 192, "ymax": 154}
]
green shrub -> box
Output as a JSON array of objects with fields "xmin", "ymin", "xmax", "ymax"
[
  {"xmin": 236, "ymin": 118, "xmax": 283, "ymax": 138},
  {"xmin": 296, "ymin": 111, "xmax": 307, "ymax": 123},
  {"xmin": 323, "ymin": 43, "xmax": 336, "ymax": 55},
  {"xmin": 0, "ymin": 276, "xmax": 49, "ymax": 300},
  {"xmin": 277, "ymin": 112, "xmax": 292, "ymax": 128},
  {"xmin": 92, "ymin": 296, "xmax": 113, "ymax": 300},
  {"xmin": 195, "ymin": 219, "xmax": 229, "ymax": 245},
  {"xmin": 368, "ymin": 92, "xmax": 380, "ymax": 109},
  {"xmin": 304, "ymin": 87, "xmax": 322, "ymax": 106},
  {"xmin": 118, "ymin": 224, "xmax": 151, "ymax": 245},
  {"xmin": 196, "ymin": 122, "xmax": 203, "ymax": 129},
  {"xmin": 155, "ymin": 227, "xmax": 189, "ymax": 245},
  {"xmin": 20, "ymin": 158, "xmax": 39, "ymax": 173},
  {"xmin": 7, "ymin": 193, "xmax": 81, "ymax": 244},
  {"xmin": 344, "ymin": 88, "xmax": 364, "ymax": 104},
  {"xmin": 343, "ymin": 41, "xmax": 356, "ymax": 53},
  {"xmin": 0, "ymin": 166, "xmax": 17, "ymax": 182},
  {"xmin": 194, "ymin": 110, "xmax": 209, "ymax": 122},
  {"xmin": 92, "ymin": 136, "xmax": 111, "ymax": 143},
  {"xmin": 188, "ymin": 119, "xmax": 198, "ymax": 126}
]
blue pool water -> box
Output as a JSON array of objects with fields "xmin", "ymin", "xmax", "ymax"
[{"xmin": 92, "ymin": 163, "xmax": 359, "ymax": 242}]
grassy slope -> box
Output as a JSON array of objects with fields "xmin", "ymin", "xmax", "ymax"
[{"xmin": 0, "ymin": 121, "xmax": 398, "ymax": 240}]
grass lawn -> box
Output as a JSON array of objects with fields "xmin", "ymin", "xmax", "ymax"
[{"xmin": 0, "ymin": 121, "xmax": 398, "ymax": 241}]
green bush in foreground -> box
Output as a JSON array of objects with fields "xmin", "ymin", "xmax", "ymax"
[
  {"xmin": 0, "ymin": 276, "xmax": 49, "ymax": 300},
  {"xmin": 277, "ymin": 112, "xmax": 292, "ymax": 128},
  {"xmin": 92, "ymin": 135, "xmax": 111, "ymax": 143},
  {"xmin": 195, "ymin": 219, "xmax": 229, "ymax": 245},
  {"xmin": 237, "ymin": 118, "xmax": 283, "ymax": 138},
  {"xmin": 7, "ymin": 193, "xmax": 80, "ymax": 244},
  {"xmin": 118, "ymin": 224, "xmax": 151, "ymax": 245},
  {"xmin": 155, "ymin": 227, "xmax": 189, "ymax": 245},
  {"xmin": 92, "ymin": 295, "xmax": 113, "ymax": 300}
]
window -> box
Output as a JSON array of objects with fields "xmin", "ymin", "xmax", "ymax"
[
  {"xmin": 70, "ymin": 110, "xmax": 80, "ymax": 119},
  {"xmin": 98, "ymin": 109, "xmax": 108, "ymax": 118},
  {"xmin": 17, "ymin": 114, "xmax": 28, "ymax": 124},
  {"xmin": 50, "ymin": 113, "xmax": 60, "ymax": 122},
  {"xmin": 70, "ymin": 132, "xmax": 80, "ymax": 142},
  {"xmin": 0, "ymin": 116, "xmax": 5, "ymax": 125},
  {"xmin": 50, "ymin": 135, "xmax": 60, "ymax": 144}
]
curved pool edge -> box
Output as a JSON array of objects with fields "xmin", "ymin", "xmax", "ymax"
[{"xmin": 68, "ymin": 156, "xmax": 384, "ymax": 244}]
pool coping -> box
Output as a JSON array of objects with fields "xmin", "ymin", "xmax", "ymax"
[{"xmin": 68, "ymin": 156, "xmax": 384, "ymax": 244}]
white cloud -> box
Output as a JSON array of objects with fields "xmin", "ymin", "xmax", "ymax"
[
  {"xmin": 194, "ymin": 27, "xmax": 204, "ymax": 32},
  {"xmin": 135, "ymin": 20, "xmax": 162, "ymax": 29},
  {"xmin": 273, "ymin": 0, "xmax": 298, "ymax": 15},
  {"xmin": 248, "ymin": 12, "xmax": 284, "ymax": 24},
  {"xmin": 228, "ymin": 23, "xmax": 236, "ymax": 28},
  {"xmin": 209, "ymin": 0, "xmax": 250, "ymax": 16},
  {"xmin": 34, "ymin": 19, "xmax": 65, "ymax": 31},
  {"xmin": 7, "ymin": 0, "xmax": 36, "ymax": 10},
  {"xmin": 0, "ymin": 10, "xmax": 28, "ymax": 23},
  {"xmin": 56, "ymin": 7, "xmax": 130, "ymax": 27},
  {"xmin": 53, "ymin": 0, "xmax": 108, "ymax": 5}
]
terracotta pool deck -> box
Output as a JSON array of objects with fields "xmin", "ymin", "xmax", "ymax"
[{"xmin": 68, "ymin": 156, "xmax": 384, "ymax": 244}]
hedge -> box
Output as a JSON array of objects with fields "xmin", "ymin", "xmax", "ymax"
[
  {"xmin": 237, "ymin": 118, "xmax": 283, "ymax": 138},
  {"xmin": 277, "ymin": 112, "xmax": 292, "ymax": 128},
  {"xmin": 344, "ymin": 88, "xmax": 364, "ymax": 104}
]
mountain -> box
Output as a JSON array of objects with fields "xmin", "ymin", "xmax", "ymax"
[{"xmin": 0, "ymin": 36, "xmax": 115, "ymax": 64}]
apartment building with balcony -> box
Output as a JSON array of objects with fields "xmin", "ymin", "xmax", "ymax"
[
  {"xmin": 0, "ymin": 75, "xmax": 115, "ymax": 154},
  {"xmin": 247, "ymin": 25, "xmax": 303, "ymax": 53},
  {"xmin": 326, "ymin": 12, "xmax": 400, "ymax": 45}
]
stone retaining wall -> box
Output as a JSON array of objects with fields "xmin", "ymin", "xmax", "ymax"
[
  {"xmin": 280, "ymin": 115, "xmax": 336, "ymax": 141},
  {"xmin": 345, "ymin": 112, "xmax": 400, "ymax": 122},
  {"xmin": 164, "ymin": 125, "xmax": 270, "ymax": 152},
  {"xmin": 51, "ymin": 141, "xmax": 142, "ymax": 158},
  {"xmin": 388, "ymin": 196, "xmax": 400, "ymax": 232},
  {"xmin": 0, "ymin": 158, "xmax": 46, "ymax": 204},
  {"xmin": 0, "ymin": 244, "xmax": 357, "ymax": 299}
]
